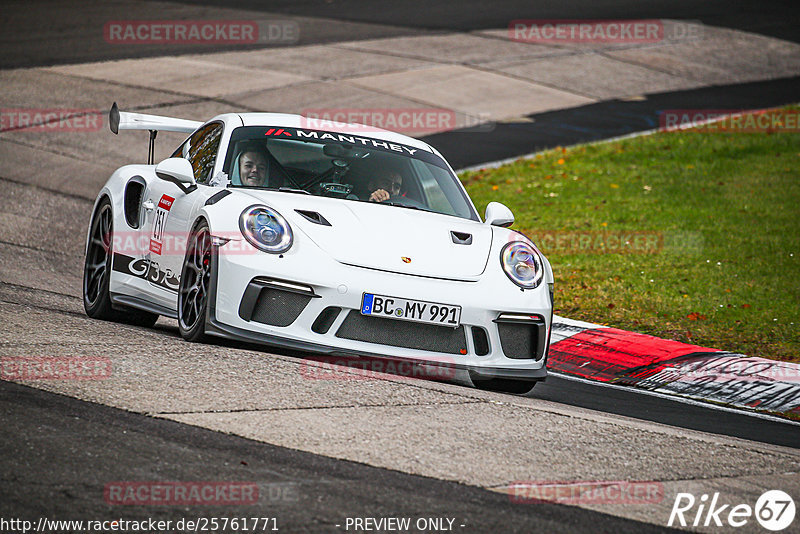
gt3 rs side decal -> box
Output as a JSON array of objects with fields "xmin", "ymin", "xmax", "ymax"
[{"xmin": 112, "ymin": 253, "xmax": 179, "ymax": 292}]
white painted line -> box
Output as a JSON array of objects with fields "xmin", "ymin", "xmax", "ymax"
[
  {"xmin": 552, "ymin": 314, "xmax": 608, "ymax": 330},
  {"xmin": 550, "ymin": 371, "xmax": 800, "ymax": 427}
]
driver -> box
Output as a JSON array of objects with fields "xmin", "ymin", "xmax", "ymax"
[
  {"xmin": 368, "ymin": 172, "xmax": 403, "ymax": 202},
  {"xmin": 239, "ymin": 150, "xmax": 268, "ymax": 186}
]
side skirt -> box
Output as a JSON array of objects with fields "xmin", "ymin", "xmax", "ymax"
[{"xmin": 110, "ymin": 293, "xmax": 178, "ymax": 319}]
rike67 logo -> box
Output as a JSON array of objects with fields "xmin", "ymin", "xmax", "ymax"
[{"xmin": 668, "ymin": 490, "xmax": 795, "ymax": 531}]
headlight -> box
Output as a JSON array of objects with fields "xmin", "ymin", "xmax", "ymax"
[
  {"xmin": 239, "ymin": 205, "xmax": 293, "ymax": 253},
  {"xmin": 501, "ymin": 241, "xmax": 543, "ymax": 289}
]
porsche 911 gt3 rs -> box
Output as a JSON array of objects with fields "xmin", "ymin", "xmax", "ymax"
[{"xmin": 83, "ymin": 103, "xmax": 554, "ymax": 393}]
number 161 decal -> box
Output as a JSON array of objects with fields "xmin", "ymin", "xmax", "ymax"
[{"xmin": 149, "ymin": 194, "xmax": 175, "ymax": 255}]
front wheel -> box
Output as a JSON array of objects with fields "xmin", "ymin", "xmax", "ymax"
[
  {"xmin": 178, "ymin": 221, "xmax": 212, "ymax": 342},
  {"xmin": 83, "ymin": 198, "xmax": 158, "ymax": 327}
]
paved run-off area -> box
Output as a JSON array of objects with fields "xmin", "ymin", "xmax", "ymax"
[{"xmin": 2, "ymin": 6, "xmax": 800, "ymax": 531}]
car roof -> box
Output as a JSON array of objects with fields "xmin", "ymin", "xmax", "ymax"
[{"xmin": 231, "ymin": 112, "xmax": 435, "ymax": 153}]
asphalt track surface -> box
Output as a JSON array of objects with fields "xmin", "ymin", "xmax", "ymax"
[
  {"xmin": 2, "ymin": 0, "xmax": 797, "ymax": 69},
  {"xmin": 4, "ymin": 1, "xmax": 798, "ymax": 169},
  {"xmin": 184, "ymin": 0, "xmax": 800, "ymax": 43},
  {"xmin": 2, "ymin": 1, "xmax": 800, "ymax": 531},
  {"xmin": 537, "ymin": 375, "xmax": 800, "ymax": 449},
  {"xmin": 0, "ymin": 380, "xmax": 678, "ymax": 533},
  {"xmin": 427, "ymin": 75, "xmax": 800, "ymax": 169}
]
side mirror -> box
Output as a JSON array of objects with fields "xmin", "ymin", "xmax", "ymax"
[
  {"xmin": 155, "ymin": 158, "xmax": 197, "ymax": 193},
  {"xmin": 484, "ymin": 202, "xmax": 514, "ymax": 227}
]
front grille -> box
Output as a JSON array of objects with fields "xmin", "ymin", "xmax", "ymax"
[
  {"xmin": 248, "ymin": 288, "xmax": 311, "ymax": 327},
  {"xmin": 496, "ymin": 316, "xmax": 547, "ymax": 360},
  {"xmin": 335, "ymin": 311, "xmax": 467, "ymax": 354},
  {"xmin": 239, "ymin": 278, "xmax": 317, "ymax": 327}
]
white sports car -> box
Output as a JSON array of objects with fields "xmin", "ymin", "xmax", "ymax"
[{"xmin": 83, "ymin": 103, "xmax": 554, "ymax": 393}]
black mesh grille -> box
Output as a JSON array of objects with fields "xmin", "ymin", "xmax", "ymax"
[
  {"xmin": 250, "ymin": 288, "xmax": 311, "ymax": 327},
  {"xmin": 497, "ymin": 322, "xmax": 537, "ymax": 360},
  {"xmin": 336, "ymin": 311, "xmax": 467, "ymax": 354},
  {"xmin": 472, "ymin": 327, "xmax": 490, "ymax": 356}
]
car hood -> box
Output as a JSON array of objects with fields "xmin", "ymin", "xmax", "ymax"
[{"xmin": 239, "ymin": 190, "xmax": 491, "ymax": 279}]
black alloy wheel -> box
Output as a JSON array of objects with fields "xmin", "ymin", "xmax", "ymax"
[
  {"xmin": 83, "ymin": 198, "xmax": 158, "ymax": 327},
  {"xmin": 178, "ymin": 222, "xmax": 212, "ymax": 342}
]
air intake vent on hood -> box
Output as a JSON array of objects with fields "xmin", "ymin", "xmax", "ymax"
[
  {"xmin": 451, "ymin": 231, "xmax": 472, "ymax": 245},
  {"xmin": 295, "ymin": 210, "xmax": 331, "ymax": 226}
]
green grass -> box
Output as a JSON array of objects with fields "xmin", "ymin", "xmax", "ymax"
[{"xmin": 460, "ymin": 107, "xmax": 800, "ymax": 363}]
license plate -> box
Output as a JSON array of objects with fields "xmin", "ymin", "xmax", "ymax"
[{"xmin": 360, "ymin": 293, "xmax": 461, "ymax": 327}]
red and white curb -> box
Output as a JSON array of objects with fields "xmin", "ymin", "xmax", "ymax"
[{"xmin": 548, "ymin": 316, "xmax": 800, "ymax": 418}]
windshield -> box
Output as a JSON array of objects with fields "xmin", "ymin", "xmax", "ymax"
[{"xmin": 223, "ymin": 126, "xmax": 478, "ymax": 221}]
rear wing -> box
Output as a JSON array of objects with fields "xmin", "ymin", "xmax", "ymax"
[{"xmin": 109, "ymin": 102, "xmax": 202, "ymax": 164}]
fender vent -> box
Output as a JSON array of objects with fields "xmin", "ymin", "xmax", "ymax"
[
  {"xmin": 451, "ymin": 231, "xmax": 472, "ymax": 245},
  {"xmin": 296, "ymin": 210, "xmax": 331, "ymax": 226},
  {"xmin": 205, "ymin": 189, "xmax": 231, "ymax": 205},
  {"xmin": 123, "ymin": 177, "xmax": 146, "ymax": 228}
]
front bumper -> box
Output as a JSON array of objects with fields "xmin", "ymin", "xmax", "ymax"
[{"xmin": 207, "ymin": 240, "xmax": 552, "ymax": 383}]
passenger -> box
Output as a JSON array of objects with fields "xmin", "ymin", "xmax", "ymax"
[{"xmin": 238, "ymin": 150, "xmax": 268, "ymax": 187}]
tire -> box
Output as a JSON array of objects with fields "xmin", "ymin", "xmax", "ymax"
[
  {"xmin": 178, "ymin": 221, "xmax": 212, "ymax": 342},
  {"xmin": 83, "ymin": 197, "xmax": 158, "ymax": 327}
]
